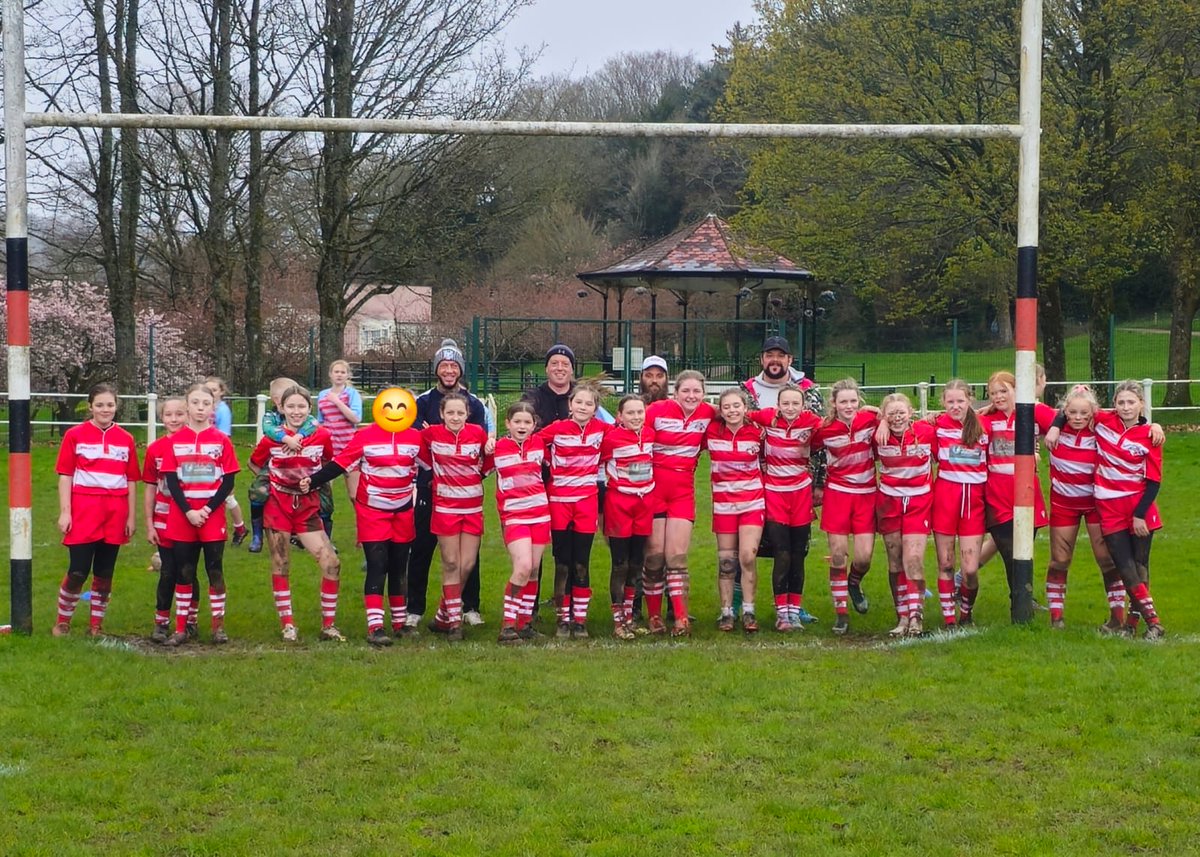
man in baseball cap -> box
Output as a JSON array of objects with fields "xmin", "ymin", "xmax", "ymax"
[{"xmin": 639, "ymin": 355, "xmax": 669, "ymax": 403}]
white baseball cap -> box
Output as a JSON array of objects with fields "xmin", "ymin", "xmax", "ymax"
[{"xmin": 641, "ymin": 355, "xmax": 668, "ymax": 373}]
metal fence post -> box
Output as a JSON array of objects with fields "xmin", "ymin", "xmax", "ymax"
[
  {"xmin": 255, "ymin": 394, "xmax": 267, "ymax": 443},
  {"xmin": 146, "ymin": 392, "xmax": 158, "ymax": 444},
  {"xmin": 622, "ymin": 320, "xmax": 633, "ymax": 393}
]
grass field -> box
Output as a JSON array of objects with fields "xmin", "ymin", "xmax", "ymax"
[{"xmin": 2, "ymin": 437, "xmax": 1200, "ymax": 855}]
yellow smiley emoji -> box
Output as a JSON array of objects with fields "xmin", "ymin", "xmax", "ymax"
[{"xmin": 372, "ymin": 387, "xmax": 417, "ymax": 433}]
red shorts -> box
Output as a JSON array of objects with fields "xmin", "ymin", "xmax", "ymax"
[
  {"xmin": 164, "ymin": 503, "xmax": 228, "ymax": 543},
  {"xmin": 932, "ymin": 480, "xmax": 986, "ymax": 537},
  {"xmin": 604, "ymin": 490, "xmax": 654, "ymax": 538},
  {"xmin": 1049, "ymin": 502, "xmax": 1100, "ymax": 529},
  {"xmin": 712, "ymin": 507, "xmax": 766, "ymax": 534},
  {"xmin": 355, "ymin": 503, "xmax": 415, "ymax": 544},
  {"xmin": 765, "ymin": 488, "xmax": 815, "ymax": 528},
  {"xmin": 985, "ymin": 476, "xmax": 1049, "ymax": 528},
  {"xmin": 876, "ymin": 491, "xmax": 933, "ymax": 536},
  {"xmin": 502, "ymin": 520, "xmax": 551, "ymax": 545},
  {"xmin": 431, "ymin": 507, "xmax": 483, "ymax": 537},
  {"xmin": 263, "ymin": 491, "xmax": 324, "ymax": 536},
  {"xmin": 650, "ymin": 468, "xmax": 697, "ymax": 521},
  {"xmin": 819, "ymin": 487, "xmax": 876, "ymax": 535},
  {"xmin": 549, "ymin": 495, "xmax": 599, "ymax": 534},
  {"xmin": 1097, "ymin": 495, "xmax": 1162, "ymax": 537},
  {"xmin": 64, "ymin": 493, "xmax": 130, "ymax": 546}
]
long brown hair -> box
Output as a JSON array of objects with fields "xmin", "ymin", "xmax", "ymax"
[{"xmin": 942, "ymin": 379, "xmax": 984, "ymax": 447}]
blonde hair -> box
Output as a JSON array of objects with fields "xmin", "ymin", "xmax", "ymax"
[
  {"xmin": 269, "ymin": 377, "xmax": 297, "ymax": 403},
  {"xmin": 156, "ymin": 394, "xmax": 187, "ymax": 419},
  {"xmin": 328, "ymin": 360, "xmax": 353, "ymax": 383},
  {"xmin": 674, "ymin": 369, "xmax": 705, "ymax": 390},
  {"xmin": 1112, "ymin": 379, "xmax": 1146, "ymax": 408},
  {"xmin": 184, "ymin": 382, "xmax": 214, "ymax": 402},
  {"xmin": 942, "ymin": 379, "xmax": 984, "ymax": 447},
  {"xmin": 879, "ymin": 392, "xmax": 913, "ymax": 416},
  {"xmin": 1058, "ymin": 384, "xmax": 1099, "ymax": 412},
  {"xmin": 204, "ymin": 376, "xmax": 229, "ymax": 398},
  {"xmin": 823, "ymin": 378, "xmax": 862, "ymax": 426}
]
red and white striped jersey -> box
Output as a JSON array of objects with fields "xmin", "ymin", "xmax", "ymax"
[
  {"xmin": 875, "ymin": 421, "xmax": 936, "ymax": 497},
  {"xmin": 334, "ymin": 425, "xmax": 421, "ymax": 512},
  {"xmin": 56, "ymin": 420, "xmax": 140, "ymax": 495},
  {"xmin": 493, "ymin": 435, "xmax": 551, "ymax": 526},
  {"xmin": 747, "ymin": 408, "xmax": 821, "ymax": 494},
  {"xmin": 143, "ymin": 433, "xmax": 176, "ymax": 536},
  {"xmin": 538, "ymin": 418, "xmax": 609, "ymax": 503},
  {"xmin": 932, "ymin": 414, "xmax": 989, "ymax": 484},
  {"xmin": 1093, "ymin": 410, "xmax": 1162, "ymax": 500},
  {"xmin": 811, "ymin": 411, "xmax": 880, "ymax": 494},
  {"xmin": 249, "ymin": 427, "xmax": 334, "ymax": 494},
  {"xmin": 419, "ymin": 423, "xmax": 490, "ymax": 517},
  {"xmin": 317, "ymin": 388, "xmax": 359, "ymax": 454},
  {"xmin": 980, "ymin": 403, "xmax": 1056, "ymax": 478},
  {"xmin": 161, "ymin": 425, "xmax": 240, "ymax": 507},
  {"xmin": 647, "ymin": 399, "xmax": 716, "ymax": 473},
  {"xmin": 705, "ymin": 421, "xmax": 765, "ymax": 515},
  {"xmin": 1048, "ymin": 425, "xmax": 1099, "ymax": 511},
  {"xmin": 601, "ymin": 424, "xmax": 656, "ymax": 497}
]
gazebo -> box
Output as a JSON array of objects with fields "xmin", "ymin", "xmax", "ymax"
[{"xmin": 577, "ymin": 214, "xmax": 822, "ymax": 377}]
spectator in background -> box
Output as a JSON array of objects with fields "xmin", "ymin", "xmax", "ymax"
[{"xmin": 639, "ymin": 355, "xmax": 670, "ymax": 404}]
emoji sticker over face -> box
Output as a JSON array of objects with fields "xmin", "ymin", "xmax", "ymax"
[{"xmin": 372, "ymin": 387, "xmax": 417, "ymax": 433}]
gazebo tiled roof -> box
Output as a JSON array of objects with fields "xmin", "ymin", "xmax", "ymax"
[{"xmin": 577, "ymin": 214, "xmax": 813, "ymax": 292}]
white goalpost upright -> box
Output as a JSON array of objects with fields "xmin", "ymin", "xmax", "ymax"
[{"xmin": 3, "ymin": 0, "xmax": 1044, "ymax": 632}]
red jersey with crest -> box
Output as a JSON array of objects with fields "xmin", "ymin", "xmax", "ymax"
[
  {"xmin": 161, "ymin": 425, "xmax": 239, "ymax": 506},
  {"xmin": 335, "ymin": 424, "xmax": 421, "ymax": 512},
  {"xmin": 705, "ymin": 421, "xmax": 765, "ymax": 516},
  {"xmin": 539, "ymin": 417, "xmax": 609, "ymax": 502},
  {"xmin": 493, "ymin": 435, "xmax": 551, "ymax": 526},
  {"xmin": 56, "ymin": 421, "xmax": 140, "ymax": 495},
  {"xmin": 933, "ymin": 414, "xmax": 989, "ymax": 484},
  {"xmin": 419, "ymin": 423, "xmax": 490, "ymax": 517},
  {"xmin": 142, "ymin": 433, "xmax": 177, "ymax": 540},
  {"xmin": 1048, "ymin": 425, "xmax": 1098, "ymax": 512},
  {"xmin": 601, "ymin": 424, "xmax": 656, "ymax": 497},
  {"xmin": 1093, "ymin": 410, "xmax": 1162, "ymax": 500},
  {"xmin": 647, "ymin": 399, "xmax": 716, "ymax": 473},
  {"xmin": 249, "ymin": 427, "xmax": 334, "ymax": 493},
  {"xmin": 748, "ymin": 408, "xmax": 821, "ymax": 494},
  {"xmin": 875, "ymin": 421, "xmax": 936, "ymax": 497},
  {"xmin": 811, "ymin": 411, "xmax": 880, "ymax": 495}
]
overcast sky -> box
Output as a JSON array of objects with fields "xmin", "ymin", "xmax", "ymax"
[{"xmin": 505, "ymin": 0, "xmax": 760, "ymax": 78}]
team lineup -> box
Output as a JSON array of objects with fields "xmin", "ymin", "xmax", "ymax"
[{"xmin": 50, "ymin": 336, "xmax": 1167, "ymax": 646}]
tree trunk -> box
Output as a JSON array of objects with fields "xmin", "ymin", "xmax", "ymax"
[
  {"xmin": 1163, "ymin": 257, "xmax": 1199, "ymax": 407},
  {"xmin": 208, "ymin": 0, "xmax": 236, "ymax": 380},
  {"xmin": 1038, "ymin": 278, "xmax": 1067, "ymax": 386},
  {"xmin": 1088, "ymin": 285, "xmax": 1113, "ymax": 404}
]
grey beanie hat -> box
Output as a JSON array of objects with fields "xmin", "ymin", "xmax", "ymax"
[{"xmin": 432, "ymin": 338, "xmax": 466, "ymax": 376}]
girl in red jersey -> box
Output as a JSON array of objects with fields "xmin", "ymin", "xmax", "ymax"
[
  {"xmin": 602, "ymin": 395, "xmax": 656, "ymax": 640},
  {"xmin": 143, "ymin": 395, "xmax": 187, "ymax": 643},
  {"xmin": 52, "ymin": 383, "xmax": 141, "ymax": 637},
  {"xmin": 493, "ymin": 401, "xmax": 551, "ymax": 644},
  {"xmin": 929, "ymin": 380, "xmax": 989, "ymax": 628},
  {"xmin": 1049, "ymin": 380, "xmax": 1166, "ymax": 638},
  {"xmin": 977, "ymin": 370, "xmax": 1054, "ymax": 620},
  {"xmin": 810, "ymin": 378, "xmax": 880, "ymax": 635},
  {"xmin": 644, "ymin": 370, "xmax": 716, "ymax": 637},
  {"xmin": 204, "ymin": 376, "xmax": 249, "ymax": 546},
  {"xmin": 539, "ymin": 383, "xmax": 610, "ymax": 638},
  {"xmin": 874, "ymin": 393, "xmax": 935, "ymax": 637},
  {"xmin": 1038, "ymin": 385, "xmax": 1124, "ymax": 630},
  {"xmin": 748, "ymin": 384, "xmax": 822, "ymax": 632},
  {"xmin": 421, "ymin": 392, "xmax": 490, "ymax": 641},
  {"xmin": 161, "ymin": 383, "xmax": 240, "ymax": 646},
  {"xmin": 249, "ymin": 385, "xmax": 342, "ymax": 643},
  {"xmin": 707, "ymin": 388, "xmax": 766, "ymax": 633},
  {"xmin": 304, "ymin": 389, "xmax": 421, "ymax": 647},
  {"xmin": 316, "ymin": 359, "xmax": 364, "ymax": 535}
]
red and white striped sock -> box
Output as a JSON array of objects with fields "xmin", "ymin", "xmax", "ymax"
[
  {"xmin": 1103, "ymin": 572, "xmax": 1126, "ymax": 624},
  {"xmin": 1045, "ymin": 568, "xmax": 1067, "ymax": 622},
  {"xmin": 891, "ymin": 572, "xmax": 910, "ymax": 620},
  {"xmin": 906, "ymin": 585, "xmax": 923, "ymax": 621},
  {"xmin": 443, "ymin": 583, "xmax": 463, "ymax": 626},
  {"xmin": 830, "ymin": 567, "xmax": 849, "ymax": 616},
  {"xmin": 502, "ymin": 582, "xmax": 521, "ymax": 629},
  {"xmin": 556, "ymin": 595, "xmax": 571, "ymax": 625},
  {"xmin": 572, "ymin": 586, "xmax": 591, "ymax": 626},
  {"xmin": 959, "ymin": 584, "xmax": 979, "ymax": 617},
  {"xmin": 154, "ymin": 608, "xmax": 170, "ymax": 627},
  {"xmin": 388, "ymin": 595, "xmax": 407, "ymax": 631},
  {"xmin": 774, "ymin": 593, "xmax": 789, "ymax": 623},
  {"xmin": 666, "ymin": 570, "xmax": 688, "ymax": 622},
  {"xmin": 788, "ymin": 593, "xmax": 803, "ymax": 625},
  {"xmin": 519, "ymin": 580, "xmax": 539, "ymax": 629},
  {"xmin": 320, "ymin": 577, "xmax": 340, "ymax": 629},
  {"xmin": 188, "ymin": 595, "xmax": 200, "ymax": 627},
  {"xmin": 209, "ymin": 586, "xmax": 227, "ymax": 631},
  {"xmin": 89, "ymin": 577, "xmax": 112, "ymax": 630},
  {"xmin": 272, "ymin": 575, "xmax": 293, "ymax": 628},
  {"xmin": 848, "ymin": 563, "xmax": 868, "ymax": 588},
  {"xmin": 174, "ymin": 584, "xmax": 193, "ymax": 634},
  {"xmin": 56, "ymin": 576, "xmax": 82, "ymax": 626},
  {"xmin": 645, "ymin": 579, "xmax": 665, "ymax": 621},
  {"xmin": 623, "ymin": 586, "xmax": 636, "ymax": 623},
  {"xmin": 938, "ymin": 578, "xmax": 957, "ymax": 626},
  {"xmin": 364, "ymin": 593, "xmax": 385, "ymax": 632},
  {"xmin": 1131, "ymin": 583, "xmax": 1157, "ymax": 623},
  {"xmin": 611, "ymin": 601, "xmax": 626, "ymax": 626}
]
